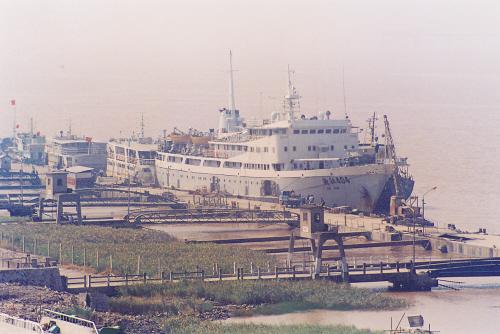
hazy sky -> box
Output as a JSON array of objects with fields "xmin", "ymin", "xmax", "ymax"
[{"xmin": 1, "ymin": 0, "xmax": 500, "ymax": 139}]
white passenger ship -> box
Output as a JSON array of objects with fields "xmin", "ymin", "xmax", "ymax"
[
  {"xmin": 155, "ymin": 54, "xmax": 412, "ymax": 212},
  {"xmin": 106, "ymin": 138, "xmax": 157, "ymax": 186}
]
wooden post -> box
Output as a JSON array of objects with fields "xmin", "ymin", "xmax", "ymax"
[
  {"xmin": 107, "ymin": 274, "xmax": 111, "ymax": 287},
  {"xmin": 160, "ymin": 271, "xmax": 164, "ymax": 283},
  {"xmin": 396, "ymin": 261, "xmax": 400, "ymax": 272},
  {"xmin": 109, "ymin": 254, "xmax": 113, "ymax": 273},
  {"xmin": 275, "ymin": 266, "xmax": 278, "ymax": 279},
  {"xmin": 380, "ymin": 261, "xmax": 383, "ymax": 274},
  {"xmin": 169, "ymin": 271, "xmax": 173, "ymax": 282},
  {"xmin": 257, "ymin": 267, "xmax": 261, "ymax": 279},
  {"xmin": 143, "ymin": 272, "xmax": 147, "ymax": 283},
  {"xmin": 250, "ymin": 262, "xmax": 254, "ymax": 274},
  {"xmin": 59, "ymin": 243, "xmax": 63, "ymax": 265},
  {"xmin": 88, "ymin": 275, "xmax": 92, "ymax": 288},
  {"xmin": 326, "ymin": 264, "xmax": 330, "ymax": 277},
  {"xmin": 218, "ymin": 268, "xmax": 222, "ymax": 281},
  {"xmin": 293, "ymin": 265, "xmax": 296, "ymax": 279},
  {"xmin": 137, "ymin": 255, "xmax": 141, "ymax": 274},
  {"xmin": 125, "ymin": 273, "xmax": 129, "ymax": 286},
  {"xmin": 267, "ymin": 261, "xmax": 271, "ymax": 272},
  {"xmin": 233, "ymin": 262, "xmax": 237, "ymax": 275},
  {"xmin": 363, "ymin": 263, "xmax": 366, "ymax": 275},
  {"xmin": 83, "ymin": 275, "xmax": 87, "ymax": 289},
  {"xmin": 201, "ymin": 269, "xmax": 205, "ymax": 281}
]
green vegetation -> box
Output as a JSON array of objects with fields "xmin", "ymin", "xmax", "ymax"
[
  {"xmin": 0, "ymin": 224, "xmax": 274, "ymax": 276},
  {"xmin": 0, "ymin": 216, "xmax": 30, "ymax": 223},
  {"xmin": 162, "ymin": 317, "xmax": 382, "ymax": 334},
  {"xmin": 112, "ymin": 280, "xmax": 406, "ymax": 315}
]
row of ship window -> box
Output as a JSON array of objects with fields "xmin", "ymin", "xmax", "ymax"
[
  {"xmin": 284, "ymin": 145, "xmax": 355, "ymax": 152},
  {"xmin": 293, "ymin": 128, "xmax": 347, "ymax": 134},
  {"xmin": 160, "ymin": 170, "xmax": 266, "ymax": 184},
  {"xmin": 248, "ymin": 128, "xmax": 347, "ymax": 136}
]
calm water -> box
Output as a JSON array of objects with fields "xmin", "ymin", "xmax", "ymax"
[
  {"xmin": 228, "ymin": 278, "xmax": 500, "ymax": 333},
  {"xmin": 347, "ymin": 104, "xmax": 500, "ymax": 234}
]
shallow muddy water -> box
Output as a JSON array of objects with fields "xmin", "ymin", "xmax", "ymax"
[{"xmin": 227, "ymin": 277, "xmax": 500, "ymax": 333}]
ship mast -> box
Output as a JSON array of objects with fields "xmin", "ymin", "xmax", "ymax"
[
  {"xmin": 228, "ymin": 50, "xmax": 236, "ymax": 112},
  {"xmin": 284, "ymin": 65, "xmax": 300, "ymax": 120},
  {"xmin": 140, "ymin": 113, "xmax": 145, "ymax": 139}
]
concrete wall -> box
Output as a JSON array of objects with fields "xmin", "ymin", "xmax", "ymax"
[
  {"xmin": 428, "ymin": 237, "xmax": 500, "ymax": 258},
  {"xmin": 0, "ymin": 267, "xmax": 64, "ymax": 291}
]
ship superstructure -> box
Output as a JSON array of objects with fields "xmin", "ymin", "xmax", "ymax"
[
  {"xmin": 106, "ymin": 139, "xmax": 157, "ymax": 186},
  {"xmin": 155, "ymin": 55, "xmax": 412, "ymax": 212},
  {"xmin": 46, "ymin": 132, "xmax": 107, "ymax": 172}
]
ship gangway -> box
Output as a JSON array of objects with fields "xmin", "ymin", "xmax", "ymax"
[{"xmin": 125, "ymin": 208, "xmax": 300, "ymax": 226}]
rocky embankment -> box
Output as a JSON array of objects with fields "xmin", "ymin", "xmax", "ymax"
[
  {"xmin": 0, "ymin": 283, "xmax": 165, "ymax": 333},
  {"xmin": 0, "ymin": 283, "xmax": 253, "ymax": 333}
]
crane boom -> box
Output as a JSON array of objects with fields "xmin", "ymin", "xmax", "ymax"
[{"xmin": 383, "ymin": 115, "xmax": 402, "ymax": 197}]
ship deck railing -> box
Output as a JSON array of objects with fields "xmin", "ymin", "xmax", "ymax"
[
  {"xmin": 42, "ymin": 309, "xmax": 98, "ymax": 333},
  {"xmin": 0, "ymin": 312, "xmax": 44, "ymax": 333}
]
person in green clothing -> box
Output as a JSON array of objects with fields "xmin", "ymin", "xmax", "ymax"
[{"xmin": 47, "ymin": 320, "xmax": 61, "ymax": 333}]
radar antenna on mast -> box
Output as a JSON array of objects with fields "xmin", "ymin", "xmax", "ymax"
[{"xmin": 283, "ymin": 65, "xmax": 301, "ymax": 120}]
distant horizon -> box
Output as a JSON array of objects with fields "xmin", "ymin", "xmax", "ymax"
[{"xmin": 2, "ymin": 0, "xmax": 500, "ymax": 139}]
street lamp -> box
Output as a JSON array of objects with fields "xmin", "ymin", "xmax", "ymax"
[{"xmin": 422, "ymin": 186, "xmax": 437, "ymax": 233}]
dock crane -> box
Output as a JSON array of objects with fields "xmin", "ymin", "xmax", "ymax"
[{"xmin": 383, "ymin": 115, "xmax": 402, "ymax": 197}]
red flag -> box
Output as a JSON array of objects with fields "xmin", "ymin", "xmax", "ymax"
[{"xmin": 10, "ymin": 99, "xmax": 16, "ymax": 106}]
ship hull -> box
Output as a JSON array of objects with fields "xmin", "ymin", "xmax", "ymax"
[{"xmin": 155, "ymin": 161, "xmax": 393, "ymax": 212}]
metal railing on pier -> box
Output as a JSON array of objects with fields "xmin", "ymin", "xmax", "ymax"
[{"xmin": 126, "ymin": 208, "xmax": 300, "ymax": 225}]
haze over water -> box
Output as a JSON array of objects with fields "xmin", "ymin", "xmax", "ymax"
[{"xmin": 2, "ymin": 0, "xmax": 500, "ymax": 232}]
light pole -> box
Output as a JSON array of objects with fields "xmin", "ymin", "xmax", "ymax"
[{"xmin": 422, "ymin": 186, "xmax": 437, "ymax": 234}]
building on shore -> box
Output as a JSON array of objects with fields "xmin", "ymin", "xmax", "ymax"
[
  {"xmin": 106, "ymin": 139, "xmax": 157, "ymax": 186},
  {"xmin": 66, "ymin": 165, "xmax": 96, "ymax": 190},
  {"xmin": 15, "ymin": 132, "xmax": 46, "ymax": 165},
  {"xmin": 45, "ymin": 133, "xmax": 107, "ymax": 172}
]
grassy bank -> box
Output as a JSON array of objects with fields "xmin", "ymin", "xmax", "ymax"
[
  {"xmin": 0, "ymin": 224, "xmax": 274, "ymax": 276},
  {"xmin": 112, "ymin": 280, "xmax": 406, "ymax": 315},
  {"xmin": 162, "ymin": 317, "xmax": 382, "ymax": 334}
]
